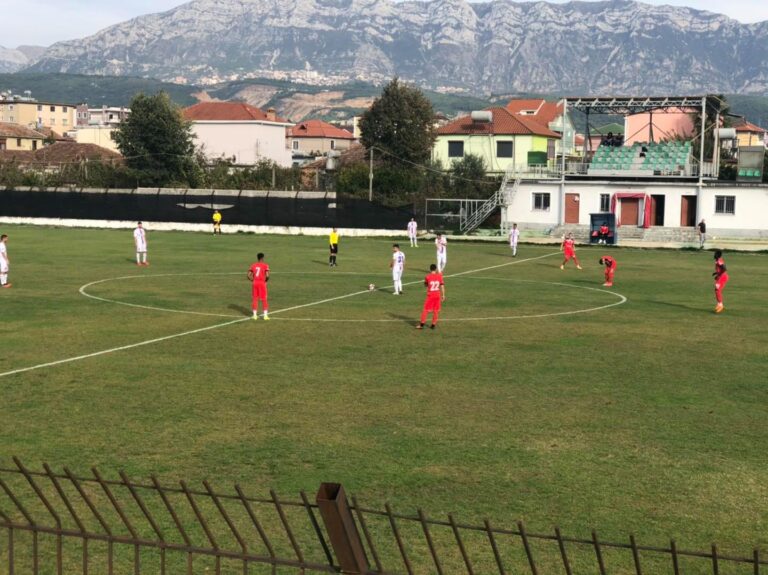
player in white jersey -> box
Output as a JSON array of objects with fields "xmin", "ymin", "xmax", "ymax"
[
  {"xmin": 0, "ymin": 234, "xmax": 11, "ymax": 288},
  {"xmin": 133, "ymin": 222, "xmax": 149, "ymax": 266},
  {"xmin": 407, "ymin": 218, "xmax": 418, "ymax": 247},
  {"xmin": 508, "ymin": 223, "xmax": 520, "ymax": 257},
  {"xmin": 435, "ymin": 233, "xmax": 447, "ymax": 272},
  {"xmin": 390, "ymin": 244, "xmax": 406, "ymax": 294}
]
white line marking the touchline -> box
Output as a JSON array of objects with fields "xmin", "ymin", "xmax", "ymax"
[{"xmin": 2, "ymin": 252, "xmax": 562, "ymax": 378}]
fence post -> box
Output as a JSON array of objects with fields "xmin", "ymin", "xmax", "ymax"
[{"xmin": 316, "ymin": 483, "xmax": 369, "ymax": 574}]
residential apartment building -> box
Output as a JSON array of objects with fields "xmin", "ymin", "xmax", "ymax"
[
  {"xmin": 432, "ymin": 107, "xmax": 561, "ymax": 174},
  {"xmin": 0, "ymin": 98, "xmax": 76, "ymax": 134},
  {"xmin": 76, "ymin": 105, "xmax": 130, "ymax": 127},
  {"xmin": 183, "ymin": 102, "xmax": 293, "ymax": 167}
]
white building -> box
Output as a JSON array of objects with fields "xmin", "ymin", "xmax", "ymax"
[
  {"xmin": 183, "ymin": 102, "xmax": 293, "ymax": 167},
  {"xmin": 502, "ymin": 180, "xmax": 768, "ymax": 239}
]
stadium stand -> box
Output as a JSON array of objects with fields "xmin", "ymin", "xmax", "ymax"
[{"xmin": 589, "ymin": 141, "xmax": 693, "ymax": 176}]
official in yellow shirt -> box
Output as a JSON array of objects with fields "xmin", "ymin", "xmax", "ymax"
[
  {"xmin": 212, "ymin": 210, "xmax": 222, "ymax": 235},
  {"xmin": 329, "ymin": 228, "xmax": 339, "ymax": 267}
]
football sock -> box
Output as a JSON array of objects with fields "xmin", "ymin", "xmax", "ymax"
[
  {"xmin": 136, "ymin": 253, "xmax": 141, "ymax": 264},
  {"xmin": 0, "ymin": 274, "xmax": 6, "ymax": 285}
]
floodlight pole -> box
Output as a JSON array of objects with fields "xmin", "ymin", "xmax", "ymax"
[
  {"xmin": 713, "ymin": 110, "xmax": 721, "ymax": 178},
  {"xmin": 559, "ymin": 99, "xmax": 568, "ymax": 226},
  {"xmin": 698, "ymin": 96, "xmax": 706, "ymax": 186}
]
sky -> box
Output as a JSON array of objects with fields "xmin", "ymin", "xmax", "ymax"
[{"xmin": 1, "ymin": 0, "xmax": 767, "ymax": 49}]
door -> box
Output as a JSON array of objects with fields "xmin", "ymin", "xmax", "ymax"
[
  {"xmin": 565, "ymin": 193, "xmax": 580, "ymax": 224},
  {"xmin": 680, "ymin": 195, "xmax": 697, "ymax": 227},
  {"xmin": 650, "ymin": 194, "xmax": 665, "ymax": 226},
  {"xmin": 620, "ymin": 198, "xmax": 639, "ymax": 226}
]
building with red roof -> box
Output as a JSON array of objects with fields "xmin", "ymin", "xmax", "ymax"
[
  {"xmin": 182, "ymin": 101, "xmax": 293, "ymax": 167},
  {"xmin": 288, "ymin": 119, "xmax": 355, "ymax": 157},
  {"xmin": 505, "ymin": 98, "xmax": 577, "ymax": 156},
  {"xmin": 733, "ymin": 119, "xmax": 767, "ymax": 148},
  {"xmin": 0, "ymin": 122, "xmax": 45, "ymax": 151},
  {"xmin": 432, "ymin": 107, "xmax": 561, "ymax": 174}
]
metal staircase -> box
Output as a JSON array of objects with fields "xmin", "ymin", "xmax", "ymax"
[{"xmin": 459, "ymin": 167, "xmax": 521, "ymax": 234}]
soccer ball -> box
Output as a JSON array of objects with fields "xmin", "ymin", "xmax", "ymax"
[{"xmin": 368, "ymin": 283, "xmax": 376, "ymax": 291}]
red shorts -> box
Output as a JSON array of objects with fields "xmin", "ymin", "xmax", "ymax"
[
  {"xmin": 252, "ymin": 283, "xmax": 268, "ymax": 301},
  {"xmin": 423, "ymin": 295, "xmax": 442, "ymax": 312},
  {"xmin": 564, "ymin": 250, "xmax": 575, "ymax": 260},
  {"xmin": 715, "ymin": 273, "xmax": 729, "ymax": 290}
]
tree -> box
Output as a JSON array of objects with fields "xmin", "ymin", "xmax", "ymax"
[
  {"xmin": 359, "ymin": 78, "xmax": 437, "ymax": 165},
  {"xmin": 450, "ymin": 154, "xmax": 494, "ymax": 198},
  {"xmin": 112, "ymin": 92, "xmax": 202, "ymax": 186}
]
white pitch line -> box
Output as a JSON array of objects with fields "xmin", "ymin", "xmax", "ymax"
[
  {"xmin": 1, "ymin": 252, "xmax": 561, "ymax": 379},
  {"xmin": 0, "ymin": 318, "xmax": 249, "ymax": 379}
]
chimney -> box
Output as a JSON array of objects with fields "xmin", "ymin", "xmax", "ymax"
[{"xmin": 266, "ymin": 108, "xmax": 276, "ymax": 121}]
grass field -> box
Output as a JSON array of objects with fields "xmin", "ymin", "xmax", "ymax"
[{"xmin": 1, "ymin": 225, "xmax": 767, "ymax": 571}]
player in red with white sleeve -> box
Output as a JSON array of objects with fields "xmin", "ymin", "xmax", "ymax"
[
  {"xmin": 713, "ymin": 249, "xmax": 729, "ymax": 313},
  {"xmin": 560, "ymin": 232, "xmax": 582, "ymax": 270},
  {"xmin": 247, "ymin": 252, "xmax": 270, "ymax": 320},
  {"xmin": 417, "ymin": 264, "xmax": 445, "ymax": 330},
  {"xmin": 599, "ymin": 255, "xmax": 616, "ymax": 287}
]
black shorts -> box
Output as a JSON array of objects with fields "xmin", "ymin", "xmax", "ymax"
[{"xmin": 330, "ymin": 244, "xmax": 338, "ymax": 254}]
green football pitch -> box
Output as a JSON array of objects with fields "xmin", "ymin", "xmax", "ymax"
[{"xmin": 1, "ymin": 225, "xmax": 767, "ymax": 560}]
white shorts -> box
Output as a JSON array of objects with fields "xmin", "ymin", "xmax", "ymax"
[
  {"xmin": 437, "ymin": 253, "xmax": 447, "ymax": 265},
  {"xmin": 392, "ymin": 268, "xmax": 403, "ymax": 281},
  {"xmin": 135, "ymin": 243, "xmax": 147, "ymax": 253}
]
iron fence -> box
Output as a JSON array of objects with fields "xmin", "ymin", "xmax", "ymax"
[{"xmin": 0, "ymin": 459, "xmax": 764, "ymax": 575}]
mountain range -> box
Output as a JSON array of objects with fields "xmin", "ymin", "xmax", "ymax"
[{"xmin": 8, "ymin": 0, "xmax": 768, "ymax": 95}]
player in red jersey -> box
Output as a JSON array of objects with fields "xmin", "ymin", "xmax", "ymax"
[
  {"xmin": 247, "ymin": 252, "xmax": 270, "ymax": 320},
  {"xmin": 599, "ymin": 255, "xmax": 616, "ymax": 287},
  {"xmin": 560, "ymin": 232, "xmax": 582, "ymax": 270},
  {"xmin": 713, "ymin": 249, "xmax": 729, "ymax": 313},
  {"xmin": 417, "ymin": 264, "xmax": 445, "ymax": 330}
]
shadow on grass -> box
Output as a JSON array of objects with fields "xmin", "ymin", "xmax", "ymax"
[
  {"xmin": 386, "ymin": 311, "xmax": 415, "ymax": 324},
  {"xmin": 649, "ymin": 300, "xmax": 708, "ymax": 312},
  {"xmin": 312, "ymin": 260, "xmax": 331, "ymax": 267},
  {"xmin": 227, "ymin": 304, "xmax": 251, "ymax": 317}
]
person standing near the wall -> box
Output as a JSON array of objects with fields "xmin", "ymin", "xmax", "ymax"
[
  {"xmin": 212, "ymin": 210, "xmax": 222, "ymax": 236},
  {"xmin": 329, "ymin": 228, "xmax": 339, "ymax": 267},
  {"xmin": 508, "ymin": 223, "xmax": 520, "ymax": 257},
  {"xmin": 697, "ymin": 219, "xmax": 706, "ymax": 249},
  {"xmin": 407, "ymin": 218, "xmax": 418, "ymax": 247},
  {"xmin": 133, "ymin": 222, "xmax": 148, "ymax": 266},
  {"xmin": 0, "ymin": 234, "xmax": 11, "ymax": 288}
]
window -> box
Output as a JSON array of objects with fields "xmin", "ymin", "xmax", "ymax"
[
  {"xmin": 715, "ymin": 195, "xmax": 735, "ymax": 215},
  {"xmin": 32, "ymin": 140, "xmax": 38, "ymax": 150},
  {"xmin": 8, "ymin": 104, "xmax": 13, "ymax": 110},
  {"xmin": 16, "ymin": 138, "xmax": 22, "ymax": 147},
  {"xmin": 50, "ymin": 105, "xmax": 56, "ymax": 112},
  {"xmin": 63, "ymin": 106, "xmax": 68, "ymax": 112},
  {"xmin": 292, "ymin": 140, "xmax": 299, "ymax": 150},
  {"xmin": 448, "ymin": 140, "xmax": 464, "ymax": 158},
  {"xmin": 50, "ymin": 118, "xmax": 56, "ymax": 125},
  {"xmin": 330, "ymin": 140, "xmax": 335, "ymax": 150},
  {"xmin": 496, "ymin": 141, "xmax": 513, "ymax": 158},
  {"xmin": 0, "ymin": 139, "xmax": 6, "ymax": 150},
  {"xmin": 547, "ymin": 139, "xmax": 556, "ymax": 159},
  {"xmin": 8, "ymin": 116, "xmax": 12, "ymax": 122},
  {"xmin": 533, "ymin": 192, "xmax": 551, "ymax": 211},
  {"xmin": 600, "ymin": 193, "xmax": 610, "ymax": 212},
  {"xmin": 37, "ymin": 105, "xmax": 43, "ymax": 112}
]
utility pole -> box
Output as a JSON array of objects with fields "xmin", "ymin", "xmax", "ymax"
[{"xmin": 368, "ymin": 147, "xmax": 374, "ymax": 202}]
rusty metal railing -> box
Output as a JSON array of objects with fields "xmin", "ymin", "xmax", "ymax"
[{"xmin": 0, "ymin": 459, "xmax": 764, "ymax": 575}]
